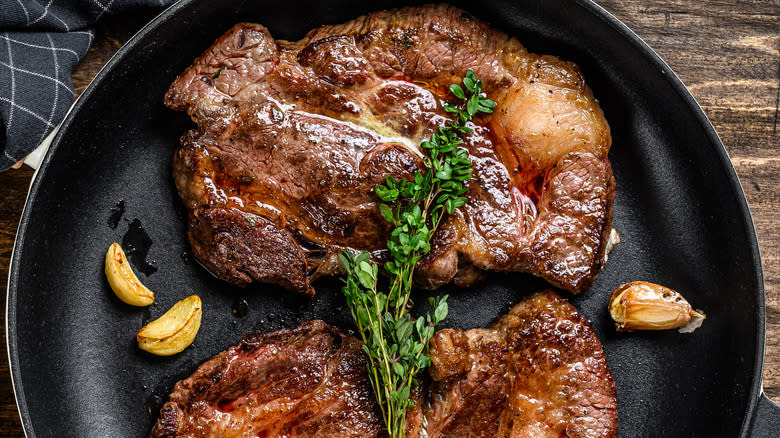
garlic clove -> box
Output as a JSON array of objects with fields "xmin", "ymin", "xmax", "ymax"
[
  {"xmin": 608, "ymin": 281, "xmax": 705, "ymax": 333},
  {"xmin": 104, "ymin": 242, "xmax": 155, "ymax": 307},
  {"xmin": 137, "ymin": 295, "xmax": 202, "ymax": 356}
]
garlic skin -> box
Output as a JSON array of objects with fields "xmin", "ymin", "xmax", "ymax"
[
  {"xmin": 608, "ymin": 281, "xmax": 705, "ymax": 333},
  {"xmin": 601, "ymin": 228, "xmax": 621, "ymax": 265}
]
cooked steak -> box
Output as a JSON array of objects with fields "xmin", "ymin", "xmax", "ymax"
[
  {"xmin": 166, "ymin": 4, "xmax": 616, "ymax": 296},
  {"xmin": 413, "ymin": 290, "xmax": 618, "ymax": 438},
  {"xmin": 150, "ymin": 293, "xmax": 616, "ymax": 437},
  {"xmin": 149, "ymin": 321, "xmax": 383, "ymax": 438}
]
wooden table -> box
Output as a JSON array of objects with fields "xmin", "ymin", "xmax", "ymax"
[{"xmin": 0, "ymin": 1, "xmax": 777, "ymax": 434}]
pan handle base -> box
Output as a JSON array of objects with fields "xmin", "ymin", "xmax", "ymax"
[{"xmin": 748, "ymin": 392, "xmax": 780, "ymax": 437}]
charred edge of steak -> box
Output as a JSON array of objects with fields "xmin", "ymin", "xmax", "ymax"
[{"xmin": 532, "ymin": 153, "xmax": 616, "ymax": 293}]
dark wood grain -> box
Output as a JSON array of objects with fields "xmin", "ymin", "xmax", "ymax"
[{"xmin": 0, "ymin": 1, "xmax": 777, "ymax": 435}]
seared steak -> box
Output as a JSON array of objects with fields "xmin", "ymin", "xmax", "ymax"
[
  {"xmin": 150, "ymin": 293, "xmax": 616, "ymax": 437},
  {"xmin": 149, "ymin": 321, "xmax": 383, "ymax": 437},
  {"xmin": 414, "ymin": 290, "xmax": 618, "ymax": 438},
  {"xmin": 166, "ymin": 4, "xmax": 616, "ymax": 296}
]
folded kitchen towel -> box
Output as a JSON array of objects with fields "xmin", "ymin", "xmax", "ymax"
[{"xmin": 0, "ymin": 0, "xmax": 175, "ymax": 171}]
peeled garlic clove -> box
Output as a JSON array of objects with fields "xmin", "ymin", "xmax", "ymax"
[
  {"xmin": 104, "ymin": 242, "xmax": 155, "ymax": 307},
  {"xmin": 608, "ymin": 281, "xmax": 705, "ymax": 333},
  {"xmin": 137, "ymin": 295, "xmax": 202, "ymax": 356}
]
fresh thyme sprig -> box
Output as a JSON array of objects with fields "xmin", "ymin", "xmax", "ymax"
[{"xmin": 339, "ymin": 70, "xmax": 495, "ymax": 438}]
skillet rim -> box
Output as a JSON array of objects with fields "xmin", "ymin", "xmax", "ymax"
[
  {"xmin": 571, "ymin": 1, "xmax": 767, "ymax": 435},
  {"xmin": 5, "ymin": 0, "xmax": 767, "ymax": 436}
]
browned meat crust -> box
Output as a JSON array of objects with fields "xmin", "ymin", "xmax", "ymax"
[
  {"xmin": 149, "ymin": 321, "xmax": 383, "ymax": 438},
  {"xmin": 165, "ymin": 4, "xmax": 616, "ymax": 296},
  {"xmin": 415, "ymin": 290, "xmax": 618, "ymax": 438}
]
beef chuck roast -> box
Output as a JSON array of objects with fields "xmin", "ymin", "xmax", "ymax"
[
  {"xmin": 150, "ymin": 293, "xmax": 617, "ymax": 437},
  {"xmin": 166, "ymin": 4, "xmax": 616, "ymax": 296},
  {"xmin": 149, "ymin": 321, "xmax": 383, "ymax": 437},
  {"xmin": 414, "ymin": 290, "xmax": 618, "ymax": 438}
]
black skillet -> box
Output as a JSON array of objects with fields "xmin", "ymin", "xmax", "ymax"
[{"xmin": 7, "ymin": 0, "xmax": 780, "ymax": 436}]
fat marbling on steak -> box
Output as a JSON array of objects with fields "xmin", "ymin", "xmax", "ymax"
[
  {"xmin": 165, "ymin": 4, "xmax": 616, "ymax": 296},
  {"xmin": 150, "ymin": 292, "xmax": 617, "ymax": 437}
]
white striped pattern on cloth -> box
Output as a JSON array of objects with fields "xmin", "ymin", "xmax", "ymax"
[{"xmin": 0, "ymin": 0, "xmax": 176, "ymax": 171}]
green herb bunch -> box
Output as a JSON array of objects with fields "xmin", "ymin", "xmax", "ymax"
[{"xmin": 339, "ymin": 70, "xmax": 496, "ymax": 438}]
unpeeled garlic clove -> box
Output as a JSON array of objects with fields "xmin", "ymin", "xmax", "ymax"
[
  {"xmin": 608, "ymin": 281, "xmax": 705, "ymax": 333},
  {"xmin": 105, "ymin": 242, "xmax": 155, "ymax": 306}
]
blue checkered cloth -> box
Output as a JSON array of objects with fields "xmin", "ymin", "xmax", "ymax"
[{"xmin": 0, "ymin": 0, "xmax": 175, "ymax": 171}]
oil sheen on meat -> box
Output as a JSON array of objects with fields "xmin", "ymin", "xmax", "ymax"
[
  {"xmin": 149, "ymin": 321, "xmax": 384, "ymax": 437},
  {"xmin": 411, "ymin": 290, "xmax": 618, "ymax": 438},
  {"xmin": 165, "ymin": 4, "xmax": 616, "ymax": 296}
]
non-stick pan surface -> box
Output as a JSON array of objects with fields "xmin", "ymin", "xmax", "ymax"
[{"xmin": 7, "ymin": 0, "xmax": 780, "ymax": 436}]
